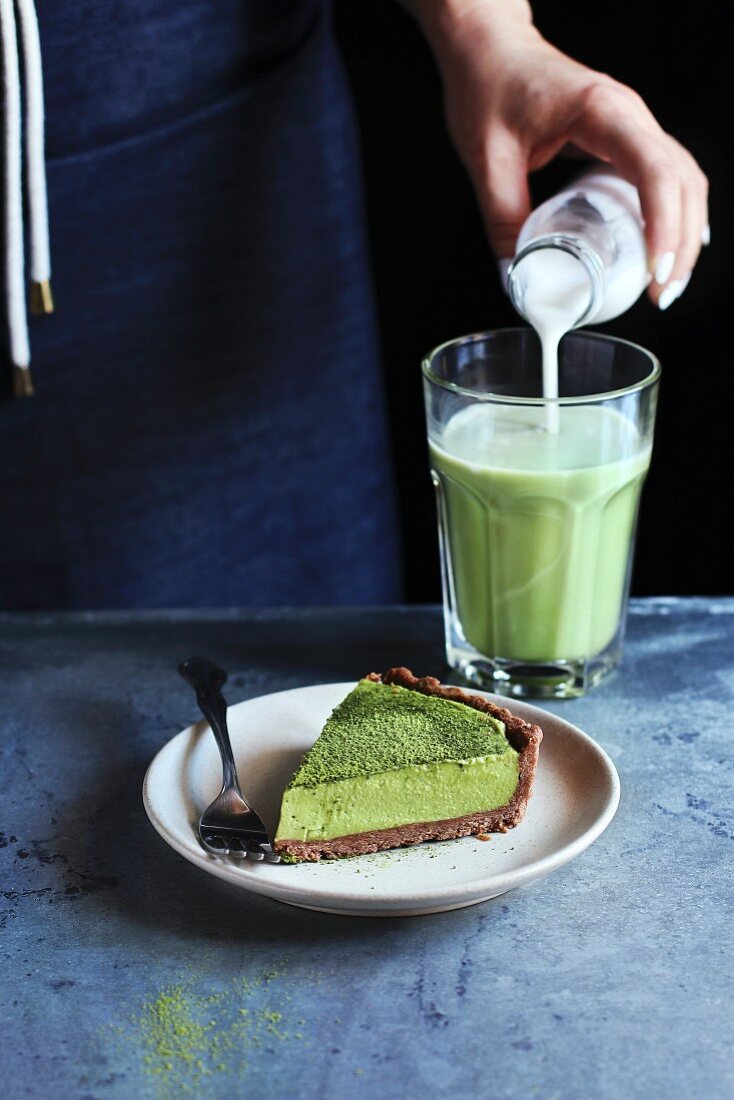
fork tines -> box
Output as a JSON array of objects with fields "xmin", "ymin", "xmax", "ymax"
[{"xmin": 199, "ymin": 829, "xmax": 280, "ymax": 863}]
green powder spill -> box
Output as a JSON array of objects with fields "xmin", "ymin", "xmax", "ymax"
[
  {"xmin": 141, "ymin": 985, "xmax": 210, "ymax": 1084},
  {"xmin": 110, "ymin": 966, "xmax": 308, "ymax": 1099}
]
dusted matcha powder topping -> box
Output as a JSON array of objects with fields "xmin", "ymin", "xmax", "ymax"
[{"xmin": 288, "ymin": 679, "xmax": 508, "ymax": 789}]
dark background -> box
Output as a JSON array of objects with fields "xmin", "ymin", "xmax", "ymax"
[{"xmin": 334, "ymin": 0, "xmax": 731, "ymax": 601}]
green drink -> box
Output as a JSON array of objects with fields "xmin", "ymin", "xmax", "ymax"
[
  {"xmin": 430, "ymin": 405, "xmax": 651, "ymax": 662},
  {"xmin": 423, "ymin": 329, "xmax": 659, "ymax": 698}
]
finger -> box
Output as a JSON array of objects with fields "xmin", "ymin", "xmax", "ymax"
[
  {"xmin": 657, "ymin": 178, "xmax": 699, "ymax": 310},
  {"xmin": 570, "ymin": 85, "xmax": 684, "ymax": 287},
  {"xmin": 651, "ymin": 139, "xmax": 710, "ymax": 307},
  {"xmin": 677, "ymin": 141, "xmax": 711, "ymax": 251},
  {"xmin": 668, "ymin": 144, "xmax": 709, "ymax": 277},
  {"xmin": 643, "ymin": 172, "xmax": 683, "ymax": 306},
  {"xmin": 473, "ymin": 135, "xmax": 531, "ymax": 268}
]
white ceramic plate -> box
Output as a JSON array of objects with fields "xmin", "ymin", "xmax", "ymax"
[{"xmin": 143, "ymin": 683, "xmax": 620, "ymax": 917}]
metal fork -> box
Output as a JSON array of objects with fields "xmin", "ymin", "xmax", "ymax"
[{"xmin": 178, "ymin": 656, "xmax": 280, "ymax": 863}]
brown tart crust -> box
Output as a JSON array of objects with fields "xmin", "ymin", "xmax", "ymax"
[{"xmin": 275, "ymin": 667, "xmax": 543, "ymax": 863}]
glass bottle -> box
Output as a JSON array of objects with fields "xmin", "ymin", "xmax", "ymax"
[{"xmin": 508, "ymin": 166, "xmax": 649, "ymax": 327}]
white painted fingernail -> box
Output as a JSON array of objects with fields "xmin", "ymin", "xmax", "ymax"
[
  {"xmin": 701, "ymin": 224, "xmax": 711, "ymax": 246},
  {"xmin": 658, "ymin": 279, "xmax": 685, "ymax": 310},
  {"xmin": 499, "ymin": 258, "xmax": 512, "ymax": 294},
  {"xmin": 654, "ymin": 251, "xmax": 675, "ymax": 285},
  {"xmin": 680, "ymin": 272, "xmax": 691, "ymax": 293}
]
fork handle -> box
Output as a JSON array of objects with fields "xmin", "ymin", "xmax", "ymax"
[{"xmin": 179, "ymin": 657, "xmax": 240, "ymax": 795}]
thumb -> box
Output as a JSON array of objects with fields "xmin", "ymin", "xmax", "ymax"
[{"xmin": 474, "ymin": 139, "xmax": 531, "ymax": 267}]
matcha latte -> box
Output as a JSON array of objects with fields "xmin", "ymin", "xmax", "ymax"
[
  {"xmin": 430, "ymin": 403, "xmax": 651, "ymax": 663},
  {"xmin": 422, "ymin": 329, "xmax": 659, "ymax": 697}
]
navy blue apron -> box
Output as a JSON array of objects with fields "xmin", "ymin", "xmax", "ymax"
[{"xmin": 0, "ymin": 0, "xmax": 402, "ymax": 608}]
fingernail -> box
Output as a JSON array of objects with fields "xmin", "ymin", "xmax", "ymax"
[
  {"xmin": 499, "ymin": 258, "xmax": 512, "ymax": 294},
  {"xmin": 654, "ymin": 252, "xmax": 675, "ymax": 285},
  {"xmin": 658, "ymin": 278, "xmax": 685, "ymax": 310},
  {"xmin": 701, "ymin": 224, "xmax": 711, "ymax": 246}
]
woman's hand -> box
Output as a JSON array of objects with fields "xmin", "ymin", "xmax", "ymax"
[{"xmin": 403, "ymin": 0, "xmax": 709, "ymax": 308}]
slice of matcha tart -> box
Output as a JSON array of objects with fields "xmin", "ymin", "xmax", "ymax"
[{"xmin": 274, "ymin": 667, "xmax": 543, "ymax": 863}]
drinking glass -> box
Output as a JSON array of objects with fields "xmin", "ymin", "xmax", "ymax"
[{"xmin": 423, "ymin": 328, "xmax": 660, "ymax": 698}]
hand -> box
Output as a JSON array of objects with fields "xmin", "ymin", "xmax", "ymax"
[{"xmin": 404, "ymin": 0, "xmax": 709, "ymax": 308}]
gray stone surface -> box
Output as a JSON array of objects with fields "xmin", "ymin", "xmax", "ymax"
[{"xmin": 0, "ymin": 600, "xmax": 732, "ymax": 1099}]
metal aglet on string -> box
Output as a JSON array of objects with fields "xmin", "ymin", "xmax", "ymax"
[
  {"xmin": 13, "ymin": 364, "xmax": 34, "ymax": 397},
  {"xmin": 30, "ymin": 278, "xmax": 54, "ymax": 315}
]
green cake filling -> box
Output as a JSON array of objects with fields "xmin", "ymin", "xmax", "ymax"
[{"xmin": 275, "ymin": 679, "xmax": 520, "ymax": 844}]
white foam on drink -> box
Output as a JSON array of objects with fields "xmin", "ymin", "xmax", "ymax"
[{"xmin": 438, "ymin": 403, "xmax": 645, "ymax": 472}]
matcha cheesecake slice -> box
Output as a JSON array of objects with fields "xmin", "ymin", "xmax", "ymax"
[{"xmin": 274, "ymin": 667, "xmax": 542, "ymax": 863}]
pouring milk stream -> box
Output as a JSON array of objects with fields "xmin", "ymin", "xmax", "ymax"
[{"xmin": 506, "ymin": 165, "xmax": 649, "ymax": 429}]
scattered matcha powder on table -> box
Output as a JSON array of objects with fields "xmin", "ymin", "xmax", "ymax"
[{"xmin": 113, "ymin": 966, "xmax": 309, "ymax": 1098}]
